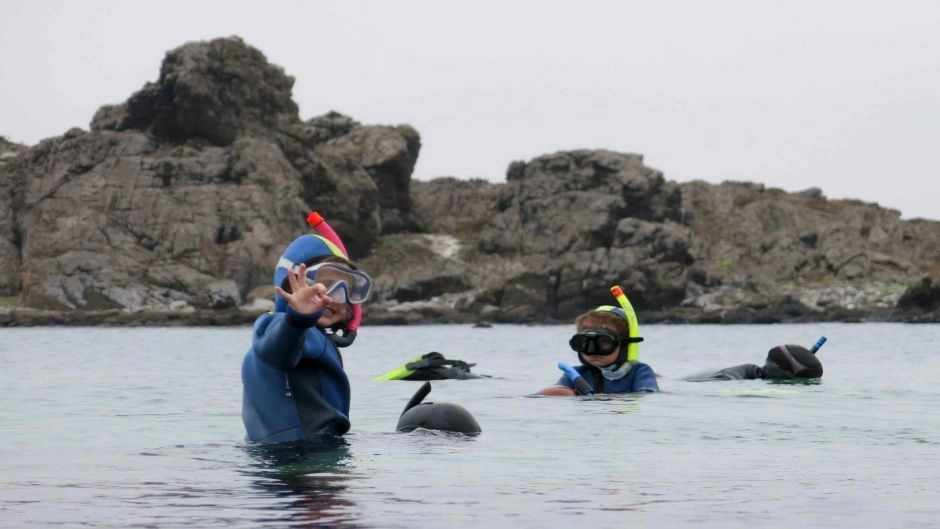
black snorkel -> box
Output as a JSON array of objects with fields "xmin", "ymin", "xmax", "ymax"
[{"xmin": 327, "ymin": 328, "xmax": 357, "ymax": 348}]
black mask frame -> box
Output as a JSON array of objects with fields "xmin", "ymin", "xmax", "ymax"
[{"xmin": 569, "ymin": 328, "xmax": 621, "ymax": 356}]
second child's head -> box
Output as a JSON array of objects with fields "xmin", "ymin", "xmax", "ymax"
[{"xmin": 570, "ymin": 308, "xmax": 630, "ymax": 368}]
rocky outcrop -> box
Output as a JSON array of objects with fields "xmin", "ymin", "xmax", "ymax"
[
  {"xmin": 2, "ymin": 36, "xmax": 938, "ymax": 326},
  {"xmin": 669, "ymin": 182, "xmax": 940, "ymax": 321},
  {"xmin": 0, "ymin": 37, "xmax": 419, "ymax": 315},
  {"xmin": 0, "ymin": 136, "xmax": 27, "ymax": 166},
  {"xmin": 362, "ymin": 151, "xmax": 940, "ymax": 324},
  {"xmin": 90, "ymin": 37, "xmax": 298, "ymax": 146}
]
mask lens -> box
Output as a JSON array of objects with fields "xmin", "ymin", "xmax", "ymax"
[
  {"xmin": 322, "ymin": 280, "xmax": 351, "ymax": 304},
  {"xmin": 595, "ymin": 335, "xmax": 616, "ymax": 352},
  {"xmin": 568, "ymin": 335, "xmax": 587, "ymax": 351},
  {"xmin": 304, "ymin": 263, "xmax": 373, "ymax": 304}
]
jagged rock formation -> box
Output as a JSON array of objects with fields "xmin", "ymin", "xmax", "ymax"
[
  {"xmin": 0, "ymin": 137, "xmax": 27, "ymax": 166},
  {"xmin": 362, "ymin": 151, "xmax": 940, "ymax": 324},
  {"xmin": 0, "ymin": 37, "xmax": 418, "ymax": 317},
  {"xmin": 0, "ymin": 136, "xmax": 27, "ymax": 296},
  {"xmin": 1, "ymin": 36, "xmax": 938, "ymax": 326}
]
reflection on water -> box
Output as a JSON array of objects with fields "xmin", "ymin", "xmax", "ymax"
[{"xmin": 243, "ymin": 437, "xmax": 362, "ymax": 528}]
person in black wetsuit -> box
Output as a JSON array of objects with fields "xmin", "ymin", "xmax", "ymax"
[
  {"xmin": 685, "ymin": 344, "xmax": 823, "ymax": 381},
  {"xmin": 397, "ymin": 352, "xmax": 489, "ymax": 380},
  {"xmin": 374, "ymin": 352, "xmax": 490, "ymax": 381}
]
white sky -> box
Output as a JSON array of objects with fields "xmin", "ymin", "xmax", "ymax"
[{"xmin": 2, "ymin": 0, "xmax": 938, "ymax": 220}]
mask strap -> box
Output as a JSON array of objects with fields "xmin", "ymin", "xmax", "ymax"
[{"xmin": 277, "ymin": 256, "xmax": 298, "ymax": 271}]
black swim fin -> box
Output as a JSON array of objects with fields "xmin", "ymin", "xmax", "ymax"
[{"xmin": 400, "ymin": 381, "xmax": 432, "ymax": 416}]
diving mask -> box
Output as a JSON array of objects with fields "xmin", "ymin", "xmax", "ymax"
[
  {"xmin": 278, "ymin": 258, "xmax": 373, "ymax": 304},
  {"xmin": 306, "ymin": 262, "xmax": 373, "ymax": 304},
  {"xmin": 569, "ymin": 328, "xmax": 620, "ymax": 356}
]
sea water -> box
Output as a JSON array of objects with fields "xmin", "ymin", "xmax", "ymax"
[{"xmin": 1, "ymin": 323, "xmax": 938, "ymax": 528}]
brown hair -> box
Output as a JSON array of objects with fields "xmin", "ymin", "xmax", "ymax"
[{"xmin": 574, "ymin": 309, "xmax": 629, "ymax": 339}]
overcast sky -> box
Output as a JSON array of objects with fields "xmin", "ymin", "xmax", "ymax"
[{"xmin": 2, "ymin": 0, "xmax": 938, "ymax": 220}]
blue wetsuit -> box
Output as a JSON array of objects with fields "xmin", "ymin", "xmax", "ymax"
[
  {"xmin": 555, "ymin": 362, "xmax": 659, "ymax": 393},
  {"xmin": 241, "ymin": 307, "xmax": 351, "ymax": 444}
]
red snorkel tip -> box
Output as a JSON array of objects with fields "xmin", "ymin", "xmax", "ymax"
[
  {"xmin": 306, "ymin": 211, "xmax": 325, "ymax": 228},
  {"xmin": 610, "ymin": 285, "xmax": 625, "ymax": 298}
]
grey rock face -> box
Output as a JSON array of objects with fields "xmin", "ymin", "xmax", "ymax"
[
  {"xmin": 0, "ymin": 37, "xmax": 419, "ymax": 315},
  {"xmin": 375, "ymin": 151, "xmax": 940, "ymax": 324},
  {"xmin": 91, "ymin": 36, "xmax": 298, "ymax": 145}
]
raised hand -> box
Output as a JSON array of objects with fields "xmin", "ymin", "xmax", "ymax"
[{"xmin": 275, "ymin": 263, "xmax": 332, "ymax": 315}]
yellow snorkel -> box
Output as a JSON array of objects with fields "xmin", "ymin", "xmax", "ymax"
[{"xmin": 609, "ymin": 285, "xmax": 641, "ymax": 363}]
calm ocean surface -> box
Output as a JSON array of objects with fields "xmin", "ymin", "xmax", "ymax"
[{"xmin": 2, "ymin": 322, "xmax": 939, "ymax": 528}]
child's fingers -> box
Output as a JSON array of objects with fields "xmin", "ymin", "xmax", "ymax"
[
  {"xmin": 288, "ymin": 264, "xmax": 303, "ymax": 292},
  {"xmin": 297, "ymin": 264, "xmax": 311, "ymax": 292},
  {"xmin": 285, "ymin": 268, "xmax": 296, "ymax": 292}
]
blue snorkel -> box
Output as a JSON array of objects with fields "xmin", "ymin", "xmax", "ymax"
[
  {"xmin": 558, "ymin": 362, "xmax": 594, "ymax": 396},
  {"xmin": 810, "ymin": 336, "xmax": 827, "ymax": 354}
]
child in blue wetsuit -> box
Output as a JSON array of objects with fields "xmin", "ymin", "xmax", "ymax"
[
  {"xmin": 539, "ymin": 305, "xmax": 659, "ymax": 396},
  {"xmin": 241, "ymin": 233, "xmax": 373, "ymax": 444}
]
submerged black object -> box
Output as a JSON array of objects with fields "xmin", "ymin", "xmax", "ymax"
[
  {"xmin": 685, "ymin": 363, "xmax": 764, "ymax": 381},
  {"xmin": 761, "ymin": 344, "xmax": 823, "ymax": 379},
  {"xmin": 396, "ymin": 382, "xmax": 482, "ymax": 434},
  {"xmin": 685, "ymin": 341, "xmax": 824, "ymax": 381},
  {"xmin": 408, "ymin": 352, "xmax": 488, "ymax": 380},
  {"xmin": 376, "ymin": 352, "xmax": 491, "ymax": 381}
]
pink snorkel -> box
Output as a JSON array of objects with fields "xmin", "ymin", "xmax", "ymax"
[{"xmin": 306, "ymin": 211, "xmax": 362, "ymax": 347}]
